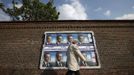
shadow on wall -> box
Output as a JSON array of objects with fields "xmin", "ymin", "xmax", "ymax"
[{"xmin": 40, "ymin": 70, "xmax": 58, "ymax": 75}]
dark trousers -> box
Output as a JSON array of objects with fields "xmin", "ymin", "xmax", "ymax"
[{"xmin": 66, "ymin": 70, "xmax": 80, "ymax": 75}]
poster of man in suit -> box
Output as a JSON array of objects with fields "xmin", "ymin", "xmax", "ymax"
[
  {"xmin": 55, "ymin": 52, "xmax": 65, "ymax": 67},
  {"xmin": 43, "ymin": 52, "xmax": 52, "ymax": 67}
]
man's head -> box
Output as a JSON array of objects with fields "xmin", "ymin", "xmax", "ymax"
[
  {"xmin": 47, "ymin": 36, "xmax": 52, "ymax": 43},
  {"xmin": 44, "ymin": 52, "xmax": 51, "ymax": 62},
  {"xmin": 72, "ymin": 39, "xmax": 78, "ymax": 44},
  {"xmin": 67, "ymin": 34, "xmax": 73, "ymax": 43},
  {"xmin": 78, "ymin": 35, "xmax": 84, "ymax": 43},
  {"xmin": 57, "ymin": 35, "xmax": 62, "ymax": 43},
  {"xmin": 56, "ymin": 52, "xmax": 62, "ymax": 61}
]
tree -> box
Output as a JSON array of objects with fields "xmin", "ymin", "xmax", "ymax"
[{"xmin": 0, "ymin": 0, "xmax": 59, "ymax": 21}]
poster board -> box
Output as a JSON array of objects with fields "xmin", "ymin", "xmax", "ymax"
[{"xmin": 40, "ymin": 31, "xmax": 101, "ymax": 69}]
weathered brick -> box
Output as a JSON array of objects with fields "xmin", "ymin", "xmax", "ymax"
[{"xmin": 0, "ymin": 20, "xmax": 134, "ymax": 75}]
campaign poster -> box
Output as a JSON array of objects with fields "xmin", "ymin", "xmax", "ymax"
[{"xmin": 40, "ymin": 31, "xmax": 101, "ymax": 69}]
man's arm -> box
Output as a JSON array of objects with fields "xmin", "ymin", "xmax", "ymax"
[{"xmin": 72, "ymin": 45, "xmax": 87, "ymax": 61}]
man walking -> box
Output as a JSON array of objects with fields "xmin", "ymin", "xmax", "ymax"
[{"xmin": 66, "ymin": 40, "xmax": 87, "ymax": 75}]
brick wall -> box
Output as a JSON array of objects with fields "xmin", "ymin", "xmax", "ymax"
[{"xmin": 0, "ymin": 20, "xmax": 134, "ymax": 75}]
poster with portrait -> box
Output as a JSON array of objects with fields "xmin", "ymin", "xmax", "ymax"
[{"xmin": 40, "ymin": 31, "xmax": 101, "ymax": 69}]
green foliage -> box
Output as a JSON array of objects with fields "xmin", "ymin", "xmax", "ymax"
[{"xmin": 0, "ymin": 0, "xmax": 59, "ymax": 21}]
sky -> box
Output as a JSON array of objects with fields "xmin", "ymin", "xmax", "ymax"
[{"xmin": 0, "ymin": 0, "xmax": 134, "ymax": 21}]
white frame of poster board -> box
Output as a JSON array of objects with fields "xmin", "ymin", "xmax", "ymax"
[{"xmin": 40, "ymin": 31, "xmax": 101, "ymax": 69}]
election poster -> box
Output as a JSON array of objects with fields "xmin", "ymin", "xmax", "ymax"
[{"xmin": 40, "ymin": 31, "xmax": 101, "ymax": 69}]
